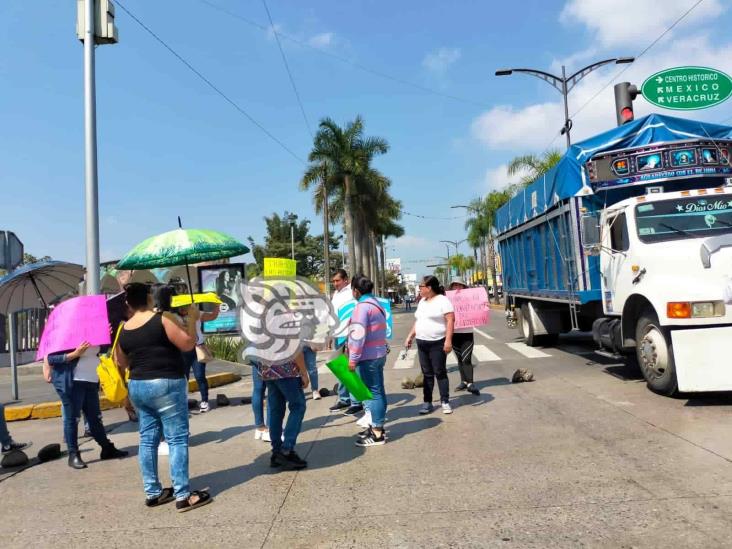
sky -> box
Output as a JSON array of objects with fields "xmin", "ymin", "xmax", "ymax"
[{"xmin": 3, "ymin": 0, "xmax": 732, "ymax": 278}]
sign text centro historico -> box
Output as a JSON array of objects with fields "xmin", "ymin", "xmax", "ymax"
[{"xmin": 641, "ymin": 66, "xmax": 732, "ymax": 110}]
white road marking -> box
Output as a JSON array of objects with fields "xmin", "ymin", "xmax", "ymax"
[
  {"xmin": 506, "ymin": 342, "xmax": 551, "ymax": 358},
  {"xmin": 473, "ymin": 345, "xmax": 501, "ymax": 362},
  {"xmin": 394, "ymin": 349, "xmax": 418, "ymax": 369},
  {"xmin": 474, "ymin": 328, "xmax": 494, "ymax": 340}
]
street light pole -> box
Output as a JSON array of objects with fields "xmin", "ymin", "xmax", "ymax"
[
  {"xmin": 495, "ymin": 57, "xmax": 634, "ymax": 148},
  {"xmin": 84, "ymin": 0, "xmax": 100, "ymax": 295}
]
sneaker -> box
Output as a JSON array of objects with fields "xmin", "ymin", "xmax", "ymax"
[
  {"xmin": 270, "ymin": 450, "xmax": 307, "ymax": 470},
  {"xmin": 343, "ymin": 404, "xmax": 364, "ymax": 416},
  {"xmin": 329, "ymin": 401, "xmax": 350, "ymax": 413},
  {"xmin": 158, "ymin": 441, "xmax": 169, "ymax": 456},
  {"xmin": 455, "ymin": 382, "xmax": 468, "ymax": 392},
  {"xmin": 442, "ymin": 402, "xmax": 453, "ymax": 414},
  {"xmin": 199, "ymin": 401, "xmax": 210, "ymax": 413},
  {"xmin": 418, "ymin": 403, "xmax": 434, "ymax": 415},
  {"xmin": 254, "ymin": 429, "xmax": 271, "ymax": 442},
  {"xmin": 312, "ymin": 391, "xmax": 321, "ymax": 401},
  {"xmin": 355, "ymin": 429, "xmax": 386, "ymax": 447},
  {"xmin": 356, "ymin": 411, "xmax": 372, "ymax": 429},
  {"xmin": 1, "ymin": 440, "xmax": 30, "ymax": 454},
  {"xmin": 358, "ymin": 428, "xmax": 388, "ymax": 440},
  {"xmin": 467, "ymin": 384, "xmax": 480, "ymax": 396}
]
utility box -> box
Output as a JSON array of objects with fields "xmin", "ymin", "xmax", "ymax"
[{"xmin": 76, "ymin": 0, "xmax": 119, "ymax": 44}]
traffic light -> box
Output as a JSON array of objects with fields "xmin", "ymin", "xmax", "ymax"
[{"xmin": 614, "ymin": 82, "xmax": 639, "ymax": 126}]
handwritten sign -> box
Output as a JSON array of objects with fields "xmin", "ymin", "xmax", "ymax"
[
  {"xmin": 171, "ymin": 292, "xmax": 223, "ymax": 308},
  {"xmin": 446, "ymin": 287, "xmax": 489, "ymax": 329},
  {"xmin": 264, "ymin": 257, "xmax": 297, "ymax": 277},
  {"xmin": 36, "ymin": 295, "xmax": 111, "ymax": 360}
]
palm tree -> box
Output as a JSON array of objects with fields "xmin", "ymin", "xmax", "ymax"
[
  {"xmin": 306, "ymin": 116, "xmax": 389, "ymax": 275},
  {"xmin": 507, "ymin": 149, "xmax": 563, "ymax": 188},
  {"xmin": 301, "ymin": 161, "xmax": 335, "ymax": 290}
]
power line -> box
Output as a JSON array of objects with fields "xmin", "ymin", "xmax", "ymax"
[
  {"xmin": 115, "ymin": 0, "xmax": 306, "ymax": 165},
  {"xmin": 570, "ymin": 0, "xmax": 706, "ymax": 120},
  {"xmin": 198, "ymin": 0, "xmax": 488, "ymax": 110},
  {"xmin": 261, "ymin": 0, "xmax": 313, "ymax": 137},
  {"xmin": 400, "ymin": 209, "xmax": 467, "ymax": 220}
]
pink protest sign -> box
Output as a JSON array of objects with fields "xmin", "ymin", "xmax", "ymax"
[
  {"xmin": 36, "ymin": 295, "xmax": 111, "ymax": 360},
  {"xmin": 446, "ymin": 287, "xmax": 490, "ymax": 330}
]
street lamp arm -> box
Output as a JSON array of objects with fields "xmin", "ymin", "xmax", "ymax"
[
  {"xmin": 566, "ymin": 57, "xmax": 634, "ymax": 93},
  {"xmin": 497, "ymin": 68, "xmax": 564, "ymax": 94}
]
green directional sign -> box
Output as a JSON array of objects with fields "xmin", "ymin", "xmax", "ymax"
[{"xmin": 641, "ymin": 66, "xmax": 732, "ymax": 110}]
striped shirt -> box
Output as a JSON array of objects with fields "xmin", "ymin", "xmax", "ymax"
[{"xmin": 347, "ymin": 295, "xmax": 387, "ymax": 365}]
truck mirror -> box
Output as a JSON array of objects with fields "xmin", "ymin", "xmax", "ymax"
[{"xmin": 581, "ymin": 214, "xmax": 601, "ymax": 253}]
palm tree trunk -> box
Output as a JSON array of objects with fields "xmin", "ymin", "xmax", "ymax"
[
  {"xmin": 488, "ymin": 235, "xmax": 499, "ymax": 304},
  {"xmin": 369, "ymin": 232, "xmax": 379, "ymax": 292},
  {"xmin": 343, "ymin": 175, "xmax": 357, "ymax": 275},
  {"xmin": 322, "ymin": 174, "xmax": 330, "ymax": 295}
]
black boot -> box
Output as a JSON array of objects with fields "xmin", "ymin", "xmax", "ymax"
[
  {"xmin": 100, "ymin": 443, "xmax": 128, "ymax": 460},
  {"xmin": 68, "ymin": 452, "xmax": 87, "ymax": 469}
]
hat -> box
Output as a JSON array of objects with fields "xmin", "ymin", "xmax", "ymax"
[{"xmin": 449, "ymin": 277, "xmax": 468, "ymax": 289}]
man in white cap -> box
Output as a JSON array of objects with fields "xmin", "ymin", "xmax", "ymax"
[{"xmin": 448, "ymin": 277, "xmax": 480, "ymax": 396}]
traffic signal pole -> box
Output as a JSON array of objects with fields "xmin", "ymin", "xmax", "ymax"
[{"xmin": 83, "ymin": 0, "xmax": 100, "ymax": 295}]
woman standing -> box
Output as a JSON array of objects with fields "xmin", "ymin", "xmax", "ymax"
[
  {"xmin": 449, "ymin": 278, "xmax": 480, "ymax": 396},
  {"xmin": 404, "ymin": 275, "xmax": 455, "ymax": 414},
  {"xmin": 115, "ymin": 283, "xmax": 212, "ymax": 512},
  {"xmin": 348, "ymin": 275, "xmax": 388, "ymax": 447},
  {"xmin": 177, "ymin": 302, "xmax": 220, "ymax": 413}
]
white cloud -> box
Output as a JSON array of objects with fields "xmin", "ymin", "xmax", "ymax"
[
  {"xmin": 307, "ymin": 32, "xmax": 333, "ymax": 49},
  {"xmin": 394, "ymin": 234, "xmax": 432, "ymax": 250},
  {"xmin": 483, "ymin": 164, "xmax": 527, "ymax": 192},
  {"xmin": 471, "ymin": 34, "xmax": 732, "ymax": 152},
  {"xmin": 422, "ymin": 47, "xmax": 461, "ymax": 74},
  {"xmin": 560, "ymin": 0, "xmax": 725, "ymax": 49}
]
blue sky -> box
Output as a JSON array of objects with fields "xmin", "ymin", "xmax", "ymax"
[{"xmin": 3, "ymin": 0, "xmax": 732, "ymax": 278}]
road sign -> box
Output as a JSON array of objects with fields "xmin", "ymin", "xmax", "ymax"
[
  {"xmin": 642, "ymin": 66, "xmax": 732, "ymax": 110},
  {"xmin": 0, "ymin": 231, "xmax": 24, "ymax": 272}
]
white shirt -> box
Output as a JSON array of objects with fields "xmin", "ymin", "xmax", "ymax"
[
  {"xmin": 414, "ymin": 295, "xmax": 454, "ymax": 341},
  {"xmin": 73, "ymin": 346, "xmax": 101, "ymax": 383},
  {"xmin": 331, "ymin": 284, "xmax": 354, "ymax": 315}
]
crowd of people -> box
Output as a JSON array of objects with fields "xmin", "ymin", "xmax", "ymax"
[{"xmin": 23, "ymin": 268, "xmax": 483, "ymax": 514}]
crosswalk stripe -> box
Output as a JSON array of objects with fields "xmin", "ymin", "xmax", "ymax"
[
  {"xmin": 394, "ymin": 349, "xmax": 418, "ymax": 369},
  {"xmin": 446, "ymin": 352, "xmax": 457, "ymax": 366},
  {"xmin": 474, "ymin": 328, "xmax": 494, "ymax": 340},
  {"xmin": 506, "ymin": 342, "xmax": 551, "ymax": 358},
  {"xmin": 473, "ymin": 345, "xmax": 501, "ymax": 362}
]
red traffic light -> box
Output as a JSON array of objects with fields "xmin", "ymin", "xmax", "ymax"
[{"xmin": 620, "ymin": 107, "xmax": 634, "ymax": 123}]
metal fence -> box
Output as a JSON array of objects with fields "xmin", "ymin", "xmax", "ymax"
[{"xmin": 1, "ymin": 309, "xmax": 48, "ymax": 353}]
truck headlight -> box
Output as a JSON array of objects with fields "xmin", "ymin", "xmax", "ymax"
[{"xmin": 667, "ymin": 301, "xmax": 725, "ymax": 318}]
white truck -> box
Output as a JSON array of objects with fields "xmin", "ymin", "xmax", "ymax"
[{"xmin": 495, "ymin": 113, "xmax": 732, "ymax": 395}]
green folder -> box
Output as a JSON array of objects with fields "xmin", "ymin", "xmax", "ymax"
[{"xmin": 326, "ymin": 354, "xmax": 373, "ymax": 402}]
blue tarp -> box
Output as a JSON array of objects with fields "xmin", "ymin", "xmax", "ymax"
[{"xmin": 495, "ymin": 114, "xmax": 732, "ymax": 234}]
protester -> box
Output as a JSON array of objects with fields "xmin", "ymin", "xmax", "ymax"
[
  {"xmin": 348, "ymin": 275, "xmax": 388, "ymax": 447},
  {"xmin": 0, "ymin": 403, "xmax": 30, "ymax": 454},
  {"xmin": 302, "ymin": 345, "xmax": 321, "ymax": 400},
  {"xmin": 251, "ymin": 364, "xmax": 270, "ymax": 442},
  {"xmin": 177, "ymin": 301, "xmax": 221, "ymax": 413},
  {"xmin": 115, "ymin": 283, "xmax": 212, "ymax": 512},
  {"xmin": 404, "ymin": 275, "xmax": 455, "ymax": 414},
  {"xmin": 448, "ymin": 278, "xmax": 480, "ymax": 396},
  {"xmin": 45, "ymin": 341, "xmax": 128, "ymax": 469},
  {"xmin": 254, "ymin": 352, "xmax": 309, "ymax": 470},
  {"xmin": 328, "ymin": 269, "xmax": 362, "ymax": 415}
]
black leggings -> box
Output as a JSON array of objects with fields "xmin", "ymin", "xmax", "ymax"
[
  {"xmin": 416, "ymin": 338, "xmax": 449, "ymax": 404},
  {"xmin": 452, "ymin": 332, "xmax": 474, "ymax": 384}
]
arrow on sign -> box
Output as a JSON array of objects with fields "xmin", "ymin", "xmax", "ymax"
[{"xmin": 656, "ymin": 77, "xmax": 663, "ymax": 83}]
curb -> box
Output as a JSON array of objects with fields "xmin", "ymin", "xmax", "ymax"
[{"xmin": 3, "ymin": 372, "xmax": 242, "ymax": 422}]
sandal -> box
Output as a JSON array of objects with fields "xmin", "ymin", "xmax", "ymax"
[
  {"xmin": 145, "ymin": 487, "xmax": 174, "ymax": 507},
  {"xmin": 176, "ymin": 490, "xmax": 212, "ymax": 513}
]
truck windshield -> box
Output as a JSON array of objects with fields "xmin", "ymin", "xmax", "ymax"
[{"xmin": 635, "ymin": 195, "xmax": 732, "ymax": 243}]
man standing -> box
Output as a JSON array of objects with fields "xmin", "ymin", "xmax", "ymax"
[{"xmin": 327, "ymin": 270, "xmax": 362, "ymax": 415}]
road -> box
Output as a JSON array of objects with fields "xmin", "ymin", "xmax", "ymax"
[{"xmin": 2, "ymin": 306, "xmax": 732, "ymax": 547}]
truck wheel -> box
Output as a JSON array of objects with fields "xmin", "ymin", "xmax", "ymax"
[
  {"xmin": 635, "ymin": 310, "xmax": 678, "ymax": 395},
  {"xmin": 519, "ymin": 303, "xmax": 538, "ymax": 347}
]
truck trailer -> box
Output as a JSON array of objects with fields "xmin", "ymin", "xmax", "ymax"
[{"xmin": 495, "ymin": 113, "xmax": 732, "ymax": 395}]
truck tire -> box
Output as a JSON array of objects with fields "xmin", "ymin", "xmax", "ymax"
[
  {"xmin": 519, "ymin": 303, "xmax": 538, "ymax": 347},
  {"xmin": 635, "ymin": 309, "xmax": 678, "ymax": 396}
]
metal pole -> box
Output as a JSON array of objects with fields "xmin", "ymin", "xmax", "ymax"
[
  {"xmin": 322, "ymin": 176, "xmax": 330, "ymax": 295},
  {"xmin": 8, "ymin": 313, "xmax": 18, "ymax": 400},
  {"xmin": 84, "ymin": 0, "xmax": 100, "ymax": 295},
  {"xmin": 562, "ymin": 65, "xmax": 571, "ymax": 149},
  {"xmin": 290, "ymin": 224, "xmax": 295, "ymax": 260}
]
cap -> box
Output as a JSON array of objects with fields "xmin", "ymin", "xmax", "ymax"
[{"xmin": 449, "ymin": 277, "xmax": 468, "ymax": 289}]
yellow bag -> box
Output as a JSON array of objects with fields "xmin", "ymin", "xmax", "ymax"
[{"xmin": 97, "ymin": 323, "xmax": 128, "ymax": 404}]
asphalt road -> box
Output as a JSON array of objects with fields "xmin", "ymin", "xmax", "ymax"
[{"xmin": 2, "ymin": 305, "xmax": 732, "ymax": 547}]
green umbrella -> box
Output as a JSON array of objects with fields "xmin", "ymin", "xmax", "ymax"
[{"xmin": 117, "ymin": 220, "xmax": 249, "ymax": 297}]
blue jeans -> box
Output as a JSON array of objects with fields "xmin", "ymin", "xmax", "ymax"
[
  {"xmin": 53, "ymin": 380, "xmax": 110, "ymax": 453},
  {"xmin": 265, "ymin": 377, "xmax": 306, "ymax": 453},
  {"xmin": 128, "ymin": 378, "xmax": 190, "ymax": 501},
  {"xmin": 358, "ymin": 357, "xmax": 387, "ymax": 428},
  {"xmin": 302, "ymin": 346, "xmax": 319, "ymax": 391},
  {"xmin": 0, "ymin": 403, "xmax": 11, "ymax": 446},
  {"xmin": 251, "ymin": 367, "xmax": 267, "ymax": 428},
  {"xmin": 183, "ymin": 350, "xmax": 209, "ymax": 403}
]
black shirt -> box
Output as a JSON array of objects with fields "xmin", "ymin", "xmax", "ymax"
[{"xmin": 118, "ymin": 313, "xmax": 185, "ymax": 380}]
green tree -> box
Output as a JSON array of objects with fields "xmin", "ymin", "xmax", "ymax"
[{"xmin": 507, "ymin": 149, "xmax": 563, "ymax": 188}]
